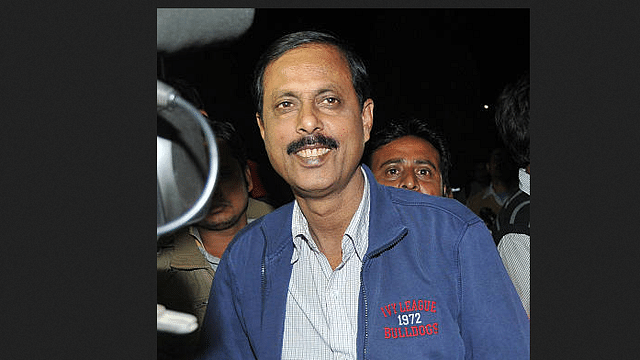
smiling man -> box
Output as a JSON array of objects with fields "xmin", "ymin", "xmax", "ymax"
[
  {"xmin": 365, "ymin": 118, "xmax": 452, "ymax": 198},
  {"xmin": 197, "ymin": 31, "xmax": 529, "ymax": 360}
]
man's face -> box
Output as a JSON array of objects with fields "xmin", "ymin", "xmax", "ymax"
[
  {"xmin": 256, "ymin": 44, "xmax": 373, "ymax": 197},
  {"xmin": 198, "ymin": 140, "xmax": 252, "ymax": 231},
  {"xmin": 370, "ymin": 135, "xmax": 446, "ymax": 196}
]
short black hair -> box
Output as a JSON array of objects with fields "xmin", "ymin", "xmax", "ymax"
[
  {"xmin": 364, "ymin": 118, "xmax": 452, "ymax": 195},
  {"xmin": 495, "ymin": 72, "xmax": 529, "ymax": 168},
  {"xmin": 252, "ymin": 30, "xmax": 371, "ymax": 117}
]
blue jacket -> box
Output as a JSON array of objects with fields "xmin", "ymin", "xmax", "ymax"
[{"xmin": 198, "ymin": 165, "xmax": 529, "ymax": 359}]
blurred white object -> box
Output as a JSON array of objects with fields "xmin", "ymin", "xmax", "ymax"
[
  {"xmin": 157, "ymin": 8, "xmax": 255, "ymax": 53},
  {"xmin": 157, "ymin": 80, "xmax": 219, "ymax": 238},
  {"xmin": 157, "ymin": 304, "xmax": 198, "ymax": 334}
]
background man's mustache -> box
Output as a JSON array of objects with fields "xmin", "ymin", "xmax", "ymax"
[{"xmin": 286, "ymin": 134, "xmax": 339, "ymax": 155}]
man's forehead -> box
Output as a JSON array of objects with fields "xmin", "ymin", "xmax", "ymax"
[
  {"xmin": 375, "ymin": 137, "xmax": 441, "ymax": 167},
  {"xmin": 392, "ymin": 136, "xmax": 439, "ymax": 154}
]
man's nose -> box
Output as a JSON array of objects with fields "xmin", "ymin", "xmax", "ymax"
[
  {"xmin": 297, "ymin": 102, "xmax": 323, "ymax": 134},
  {"xmin": 399, "ymin": 173, "xmax": 419, "ymax": 191}
]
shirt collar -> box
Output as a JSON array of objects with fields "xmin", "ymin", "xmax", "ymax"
[
  {"xmin": 519, "ymin": 168, "xmax": 530, "ymax": 195},
  {"xmin": 343, "ymin": 167, "xmax": 370, "ymax": 261},
  {"xmin": 291, "ymin": 166, "xmax": 370, "ymax": 264},
  {"xmin": 190, "ymin": 226, "xmax": 205, "ymax": 247},
  {"xmin": 482, "ymin": 182, "xmax": 509, "ymax": 206}
]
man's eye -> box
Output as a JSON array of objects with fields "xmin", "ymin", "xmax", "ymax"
[
  {"xmin": 276, "ymin": 101, "xmax": 293, "ymax": 109},
  {"xmin": 417, "ymin": 169, "xmax": 431, "ymax": 176},
  {"xmin": 322, "ymin": 97, "xmax": 339, "ymax": 105},
  {"xmin": 386, "ymin": 168, "xmax": 399, "ymax": 176}
]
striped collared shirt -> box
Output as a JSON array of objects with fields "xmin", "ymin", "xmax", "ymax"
[
  {"xmin": 282, "ymin": 167, "xmax": 370, "ymax": 360},
  {"xmin": 498, "ymin": 168, "xmax": 530, "ymax": 317},
  {"xmin": 518, "ymin": 167, "xmax": 530, "ymax": 196}
]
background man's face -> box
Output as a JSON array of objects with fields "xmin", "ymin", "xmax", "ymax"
[
  {"xmin": 198, "ymin": 141, "xmax": 252, "ymax": 231},
  {"xmin": 370, "ymin": 135, "xmax": 445, "ymax": 196},
  {"xmin": 257, "ymin": 44, "xmax": 373, "ymax": 197}
]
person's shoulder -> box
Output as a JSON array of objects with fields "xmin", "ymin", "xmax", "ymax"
[
  {"xmin": 505, "ymin": 188, "xmax": 529, "ymax": 205},
  {"xmin": 226, "ymin": 202, "xmax": 294, "ymax": 254},
  {"xmin": 247, "ymin": 197, "xmax": 275, "ymax": 221},
  {"xmin": 157, "ymin": 227, "xmax": 192, "ymax": 250},
  {"xmin": 157, "ymin": 227, "xmax": 200, "ymax": 270},
  {"xmin": 383, "ymin": 186, "xmax": 481, "ymax": 225},
  {"xmin": 498, "ymin": 190, "xmax": 530, "ymax": 226},
  {"xmin": 244, "ymin": 201, "xmax": 292, "ymax": 231}
]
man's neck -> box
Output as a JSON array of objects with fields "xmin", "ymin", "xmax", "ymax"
[
  {"xmin": 196, "ymin": 216, "xmax": 247, "ymax": 258},
  {"xmin": 295, "ymin": 168, "xmax": 365, "ymax": 269},
  {"xmin": 491, "ymin": 181, "xmax": 509, "ymax": 194}
]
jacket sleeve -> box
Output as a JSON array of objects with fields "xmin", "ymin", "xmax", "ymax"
[
  {"xmin": 195, "ymin": 252, "xmax": 256, "ymax": 359},
  {"xmin": 457, "ymin": 221, "xmax": 530, "ymax": 359}
]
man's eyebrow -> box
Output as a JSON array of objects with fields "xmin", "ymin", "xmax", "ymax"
[
  {"xmin": 414, "ymin": 159, "xmax": 439, "ymax": 170},
  {"xmin": 271, "ymin": 87, "xmax": 340, "ymax": 99},
  {"xmin": 315, "ymin": 87, "xmax": 339, "ymax": 96},
  {"xmin": 270, "ymin": 90, "xmax": 298, "ymax": 100},
  {"xmin": 378, "ymin": 158, "xmax": 406, "ymax": 168}
]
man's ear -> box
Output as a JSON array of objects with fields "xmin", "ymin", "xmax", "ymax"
[
  {"xmin": 256, "ymin": 112, "xmax": 265, "ymax": 140},
  {"xmin": 244, "ymin": 164, "xmax": 254, "ymax": 193},
  {"xmin": 361, "ymin": 99, "xmax": 374, "ymax": 143}
]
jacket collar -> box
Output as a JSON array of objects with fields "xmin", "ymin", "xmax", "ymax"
[
  {"xmin": 258, "ymin": 165, "xmax": 408, "ymax": 262},
  {"xmin": 362, "ymin": 164, "xmax": 408, "ymax": 257}
]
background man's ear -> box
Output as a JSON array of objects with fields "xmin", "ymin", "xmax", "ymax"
[{"xmin": 245, "ymin": 165, "xmax": 254, "ymax": 193}]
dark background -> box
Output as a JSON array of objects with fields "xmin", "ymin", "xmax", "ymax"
[{"xmin": 157, "ymin": 8, "xmax": 529, "ymax": 206}]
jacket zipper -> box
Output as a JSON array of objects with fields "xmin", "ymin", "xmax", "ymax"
[
  {"xmin": 361, "ymin": 257, "xmax": 369, "ymax": 359},
  {"xmin": 261, "ymin": 239, "xmax": 267, "ymax": 309},
  {"xmin": 361, "ymin": 230, "xmax": 407, "ymax": 359}
]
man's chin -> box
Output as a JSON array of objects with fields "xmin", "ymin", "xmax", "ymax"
[
  {"xmin": 197, "ymin": 216, "xmax": 238, "ymax": 231},
  {"xmin": 197, "ymin": 201, "xmax": 248, "ymax": 231}
]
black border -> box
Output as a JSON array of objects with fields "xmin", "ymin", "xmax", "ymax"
[{"xmin": 5, "ymin": 1, "xmax": 639, "ymax": 358}]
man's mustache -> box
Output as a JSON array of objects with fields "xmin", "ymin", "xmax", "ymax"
[{"xmin": 286, "ymin": 134, "xmax": 339, "ymax": 155}]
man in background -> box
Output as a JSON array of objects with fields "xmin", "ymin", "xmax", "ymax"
[
  {"xmin": 493, "ymin": 72, "xmax": 530, "ymax": 318},
  {"xmin": 157, "ymin": 79, "xmax": 273, "ymax": 359},
  {"xmin": 364, "ymin": 118, "xmax": 452, "ymax": 198},
  {"xmin": 466, "ymin": 147, "xmax": 518, "ymax": 235}
]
